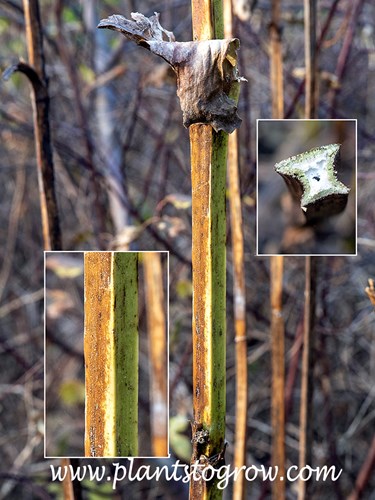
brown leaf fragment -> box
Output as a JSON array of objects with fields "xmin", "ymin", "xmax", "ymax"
[
  {"xmin": 98, "ymin": 12, "xmax": 244, "ymax": 133},
  {"xmin": 97, "ymin": 12, "xmax": 175, "ymax": 43}
]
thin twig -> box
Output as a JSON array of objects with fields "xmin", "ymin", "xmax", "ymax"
[
  {"xmin": 270, "ymin": 256, "xmax": 285, "ymax": 500},
  {"xmin": 298, "ymin": 256, "xmax": 317, "ymax": 500},
  {"xmin": 304, "ymin": 0, "xmax": 317, "ymax": 118},
  {"xmin": 270, "ymin": 0, "xmax": 284, "ymax": 118}
]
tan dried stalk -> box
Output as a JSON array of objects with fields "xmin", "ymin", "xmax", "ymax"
[
  {"xmin": 270, "ymin": 256, "xmax": 285, "ymax": 499},
  {"xmin": 270, "ymin": 0, "xmax": 284, "ymax": 118},
  {"xmin": 224, "ymin": 1, "xmax": 248, "ymax": 498},
  {"xmin": 143, "ymin": 252, "xmax": 168, "ymax": 456},
  {"xmin": 61, "ymin": 458, "xmax": 75, "ymax": 500},
  {"xmin": 61, "ymin": 458, "xmax": 82, "ymax": 500},
  {"xmin": 269, "ymin": 4, "xmax": 285, "ymax": 498}
]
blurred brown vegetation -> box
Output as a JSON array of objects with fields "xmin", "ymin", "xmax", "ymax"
[{"xmin": 0, "ymin": 0, "xmax": 375, "ymax": 498}]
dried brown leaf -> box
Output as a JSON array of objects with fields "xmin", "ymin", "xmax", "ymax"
[{"xmin": 98, "ymin": 12, "xmax": 244, "ymax": 133}]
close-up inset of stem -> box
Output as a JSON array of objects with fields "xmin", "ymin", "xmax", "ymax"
[{"xmin": 45, "ymin": 251, "xmax": 168, "ymax": 458}]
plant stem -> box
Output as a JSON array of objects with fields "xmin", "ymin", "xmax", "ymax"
[
  {"xmin": 143, "ymin": 252, "xmax": 168, "ymax": 456},
  {"xmin": 270, "ymin": 255, "xmax": 285, "ymax": 500},
  {"xmin": 270, "ymin": 0, "xmax": 284, "ymax": 118},
  {"xmin": 61, "ymin": 458, "xmax": 82, "ymax": 500},
  {"xmin": 224, "ymin": 1, "xmax": 247, "ymax": 498},
  {"xmin": 23, "ymin": 0, "xmax": 62, "ymax": 250},
  {"xmin": 84, "ymin": 252, "xmax": 139, "ymax": 457},
  {"xmin": 298, "ymin": 256, "xmax": 316, "ymax": 500},
  {"xmin": 298, "ymin": 5, "xmax": 318, "ymax": 496},
  {"xmin": 269, "ymin": 4, "xmax": 285, "ymax": 497},
  {"xmin": 189, "ymin": 3, "xmax": 228, "ymax": 498},
  {"xmin": 190, "ymin": 125, "xmax": 227, "ymax": 499},
  {"xmin": 304, "ymin": 0, "xmax": 317, "ymax": 118}
]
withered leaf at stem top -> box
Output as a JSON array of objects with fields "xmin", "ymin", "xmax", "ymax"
[{"xmin": 98, "ymin": 12, "xmax": 245, "ymax": 133}]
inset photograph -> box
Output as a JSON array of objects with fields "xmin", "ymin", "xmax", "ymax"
[
  {"xmin": 257, "ymin": 120, "xmax": 356, "ymax": 255},
  {"xmin": 45, "ymin": 251, "xmax": 168, "ymax": 458}
]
